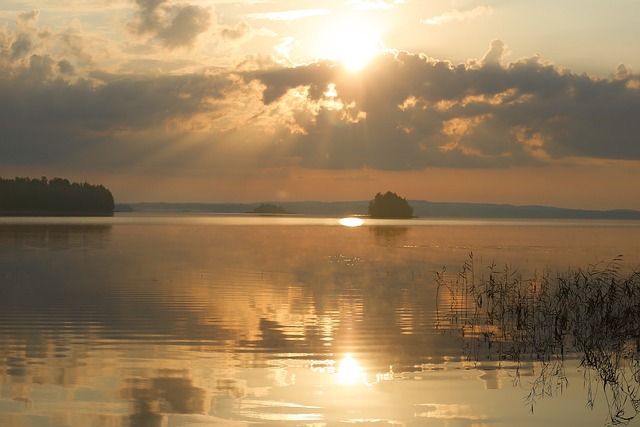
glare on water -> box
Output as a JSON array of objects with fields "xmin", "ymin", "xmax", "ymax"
[
  {"xmin": 1, "ymin": 215, "xmax": 639, "ymax": 426},
  {"xmin": 336, "ymin": 354, "xmax": 363, "ymax": 385},
  {"xmin": 338, "ymin": 217, "xmax": 364, "ymax": 227}
]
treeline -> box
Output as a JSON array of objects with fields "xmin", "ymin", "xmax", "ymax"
[
  {"xmin": 0, "ymin": 177, "xmax": 114, "ymax": 215},
  {"xmin": 252, "ymin": 203, "xmax": 291, "ymax": 214}
]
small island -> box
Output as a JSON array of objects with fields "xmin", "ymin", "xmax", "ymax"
[
  {"xmin": 252, "ymin": 203, "xmax": 291, "ymax": 215},
  {"xmin": 368, "ymin": 191, "xmax": 414, "ymax": 219},
  {"xmin": 0, "ymin": 176, "xmax": 115, "ymax": 216}
]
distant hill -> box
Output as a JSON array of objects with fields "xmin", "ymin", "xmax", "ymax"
[{"xmin": 115, "ymin": 200, "xmax": 640, "ymax": 220}]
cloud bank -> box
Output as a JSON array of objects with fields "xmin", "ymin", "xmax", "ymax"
[
  {"xmin": 1, "ymin": 6, "xmax": 639, "ymax": 180},
  {"xmin": 246, "ymin": 44, "xmax": 640, "ymax": 170}
]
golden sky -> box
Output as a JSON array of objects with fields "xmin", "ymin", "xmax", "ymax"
[{"xmin": 1, "ymin": 0, "xmax": 639, "ymax": 209}]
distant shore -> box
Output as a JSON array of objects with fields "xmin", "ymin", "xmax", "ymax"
[{"xmin": 114, "ymin": 201, "xmax": 640, "ymax": 220}]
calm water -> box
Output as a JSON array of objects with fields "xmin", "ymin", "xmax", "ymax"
[{"xmin": 1, "ymin": 214, "xmax": 640, "ymax": 426}]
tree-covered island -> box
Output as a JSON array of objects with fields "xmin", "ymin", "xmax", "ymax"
[
  {"xmin": 368, "ymin": 191, "xmax": 414, "ymax": 219},
  {"xmin": 0, "ymin": 177, "xmax": 115, "ymax": 215}
]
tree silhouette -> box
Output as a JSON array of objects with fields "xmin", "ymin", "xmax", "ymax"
[
  {"xmin": 368, "ymin": 191, "xmax": 414, "ymax": 219},
  {"xmin": 0, "ymin": 176, "xmax": 114, "ymax": 215}
]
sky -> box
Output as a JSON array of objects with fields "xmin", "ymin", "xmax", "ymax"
[{"xmin": 1, "ymin": 0, "xmax": 639, "ymax": 209}]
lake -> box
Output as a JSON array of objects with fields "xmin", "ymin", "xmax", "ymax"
[{"xmin": 1, "ymin": 214, "xmax": 640, "ymax": 426}]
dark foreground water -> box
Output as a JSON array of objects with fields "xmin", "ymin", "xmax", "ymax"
[{"xmin": 1, "ymin": 215, "xmax": 639, "ymax": 426}]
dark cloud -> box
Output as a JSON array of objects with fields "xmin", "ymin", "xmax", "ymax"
[
  {"xmin": 17, "ymin": 9, "xmax": 39, "ymax": 23},
  {"xmin": 156, "ymin": 5, "xmax": 211, "ymax": 48},
  {"xmin": 130, "ymin": 0, "xmax": 212, "ymax": 49},
  {"xmin": 57, "ymin": 59, "xmax": 75, "ymax": 75},
  {"xmin": 1, "ymin": 28, "xmax": 639, "ymax": 177},
  {"xmin": 10, "ymin": 33, "xmax": 33, "ymax": 60},
  {"xmin": 245, "ymin": 41, "xmax": 640, "ymax": 170},
  {"xmin": 2, "ymin": 11, "xmax": 42, "ymax": 65},
  {"xmin": 244, "ymin": 61, "xmax": 336, "ymax": 104},
  {"xmin": 220, "ymin": 20, "xmax": 252, "ymax": 41},
  {"xmin": 0, "ymin": 64, "xmax": 233, "ymax": 166}
]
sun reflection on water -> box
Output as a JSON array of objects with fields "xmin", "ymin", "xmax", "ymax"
[
  {"xmin": 338, "ymin": 217, "xmax": 364, "ymax": 227},
  {"xmin": 337, "ymin": 354, "xmax": 364, "ymax": 385}
]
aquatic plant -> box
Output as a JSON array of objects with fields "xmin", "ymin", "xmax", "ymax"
[{"xmin": 435, "ymin": 253, "xmax": 640, "ymax": 425}]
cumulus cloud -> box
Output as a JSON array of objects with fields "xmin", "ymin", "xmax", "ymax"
[
  {"xmin": 2, "ymin": 10, "xmax": 55, "ymax": 66},
  {"xmin": 129, "ymin": 0, "xmax": 212, "ymax": 49},
  {"xmin": 0, "ymin": 10, "xmax": 109, "ymax": 82},
  {"xmin": 15, "ymin": 9, "xmax": 40, "ymax": 26},
  {"xmin": 0, "ymin": 60, "xmax": 234, "ymax": 167},
  {"xmin": 481, "ymin": 39, "xmax": 510, "ymax": 66},
  {"xmin": 220, "ymin": 20, "xmax": 252, "ymax": 41},
  {"xmin": 247, "ymin": 9, "xmax": 329, "ymax": 21},
  {"xmin": 1, "ymin": 22, "xmax": 639, "ymax": 179},
  {"xmin": 245, "ymin": 61, "xmax": 337, "ymax": 104},
  {"xmin": 10, "ymin": 33, "xmax": 33, "ymax": 60},
  {"xmin": 615, "ymin": 63, "xmax": 632, "ymax": 80},
  {"xmin": 57, "ymin": 58, "xmax": 74, "ymax": 75},
  {"xmin": 245, "ymin": 40, "xmax": 640, "ymax": 170},
  {"xmin": 422, "ymin": 5, "xmax": 493, "ymax": 25}
]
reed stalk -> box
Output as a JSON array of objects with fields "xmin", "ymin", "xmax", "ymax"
[{"xmin": 435, "ymin": 254, "xmax": 640, "ymax": 425}]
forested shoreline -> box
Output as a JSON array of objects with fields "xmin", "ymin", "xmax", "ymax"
[{"xmin": 0, "ymin": 177, "xmax": 114, "ymax": 215}]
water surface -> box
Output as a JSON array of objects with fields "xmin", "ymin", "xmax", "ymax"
[{"xmin": 1, "ymin": 215, "xmax": 639, "ymax": 426}]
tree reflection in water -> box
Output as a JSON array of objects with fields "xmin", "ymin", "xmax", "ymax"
[
  {"xmin": 369, "ymin": 226, "xmax": 408, "ymax": 247},
  {"xmin": 436, "ymin": 253, "xmax": 640, "ymax": 425}
]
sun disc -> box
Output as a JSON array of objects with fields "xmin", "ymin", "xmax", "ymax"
[{"xmin": 315, "ymin": 18, "xmax": 381, "ymax": 71}]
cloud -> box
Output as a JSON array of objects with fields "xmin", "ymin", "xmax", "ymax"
[
  {"xmin": 10, "ymin": 33, "xmax": 33, "ymax": 60},
  {"xmin": 129, "ymin": 0, "xmax": 213, "ymax": 49},
  {"xmin": 0, "ymin": 10, "xmax": 113, "ymax": 83},
  {"xmin": 248, "ymin": 9, "xmax": 329, "ymax": 21},
  {"xmin": 244, "ymin": 61, "xmax": 337, "ymax": 104},
  {"xmin": 220, "ymin": 20, "xmax": 252, "ymax": 41},
  {"xmin": 481, "ymin": 39, "xmax": 510, "ymax": 66},
  {"xmin": 1, "ymin": 15, "xmax": 640, "ymax": 182},
  {"xmin": 0, "ymin": 63, "xmax": 234, "ymax": 167},
  {"xmin": 422, "ymin": 5, "xmax": 493, "ymax": 25},
  {"xmin": 57, "ymin": 58, "xmax": 74, "ymax": 75},
  {"xmin": 245, "ymin": 41, "xmax": 640, "ymax": 170},
  {"xmin": 15, "ymin": 9, "xmax": 39, "ymax": 26},
  {"xmin": 2, "ymin": 10, "xmax": 57, "ymax": 66}
]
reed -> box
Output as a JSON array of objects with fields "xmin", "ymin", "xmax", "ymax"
[{"xmin": 435, "ymin": 253, "xmax": 640, "ymax": 425}]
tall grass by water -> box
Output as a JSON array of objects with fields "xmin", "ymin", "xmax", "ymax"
[{"xmin": 435, "ymin": 254, "xmax": 640, "ymax": 425}]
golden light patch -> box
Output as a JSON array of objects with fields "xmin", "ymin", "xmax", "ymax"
[
  {"xmin": 339, "ymin": 217, "xmax": 364, "ymax": 227},
  {"xmin": 512, "ymin": 126, "xmax": 551, "ymax": 160},
  {"xmin": 337, "ymin": 354, "xmax": 363, "ymax": 384},
  {"xmin": 439, "ymin": 115, "xmax": 491, "ymax": 154},
  {"xmin": 314, "ymin": 16, "xmax": 382, "ymax": 71}
]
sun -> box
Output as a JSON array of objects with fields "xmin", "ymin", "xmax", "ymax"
[{"xmin": 315, "ymin": 17, "xmax": 382, "ymax": 72}]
